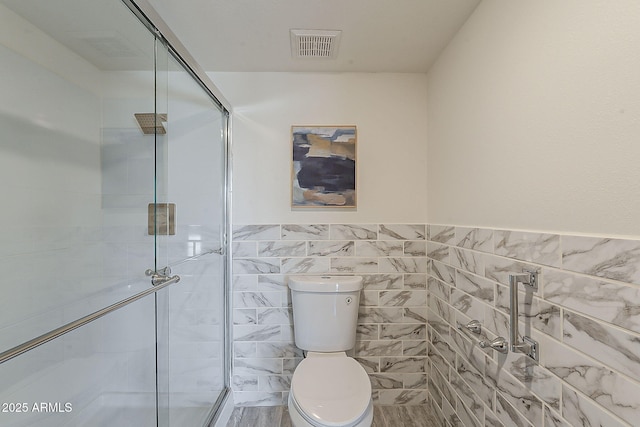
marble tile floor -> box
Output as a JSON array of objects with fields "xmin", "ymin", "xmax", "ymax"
[{"xmin": 225, "ymin": 405, "xmax": 439, "ymax": 427}]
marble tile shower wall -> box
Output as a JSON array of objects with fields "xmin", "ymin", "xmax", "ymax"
[
  {"xmin": 426, "ymin": 225, "xmax": 640, "ymax": 427},
  {"xmin": 231, "ymin": 224, "xmax": 429, "ymax": 406}
]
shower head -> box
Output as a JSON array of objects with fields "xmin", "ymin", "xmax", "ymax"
[{"xmin": 134, "ymin": 113, "xmax": 167, "ymax": 135}]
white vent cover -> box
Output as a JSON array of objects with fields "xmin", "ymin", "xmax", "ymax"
[{"xmin": 290, "ymin": 29, "xmax": 342, "ymax": 59}]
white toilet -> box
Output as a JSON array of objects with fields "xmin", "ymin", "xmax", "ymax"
[{"xmin": 287, "ymin": 275, "xmax": 373, "ymax": 427}]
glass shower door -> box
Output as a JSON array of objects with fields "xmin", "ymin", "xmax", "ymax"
[
  {"xmin": 154, "ymin": 54, "xmax": 229, "ymax": 426},
  {"xmin": 0, "ymin": 0, "xmax": 229, "ymax": 425},
  {"xmin": 0, "ymin": 0, "xmax": 166, "ymax": 425}
]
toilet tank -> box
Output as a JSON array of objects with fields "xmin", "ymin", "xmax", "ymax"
[{"xmin": 288, "ymin": 275, "xmax": 363, "ymax": 352}]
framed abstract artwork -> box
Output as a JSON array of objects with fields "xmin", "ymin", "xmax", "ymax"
[{"xmin": 291, "ymin": 125, "xmax": 357, "ymax": 208}]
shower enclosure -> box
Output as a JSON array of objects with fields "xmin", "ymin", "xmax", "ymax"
[{"xmin": 0, "ymin": 0, "xmax": 231, "ymax": 425}]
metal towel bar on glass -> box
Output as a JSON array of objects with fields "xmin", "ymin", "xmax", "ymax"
[
  {"xmin": 145, "ymin": 248, "xmax": 223, "ymax": 277},
  {"xmin": 0, "ymin": 274, "xmax": 181, "ymax": 366}
]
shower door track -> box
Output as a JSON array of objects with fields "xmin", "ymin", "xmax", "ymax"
[{"xmin": 0, "ymin": 275, "xmax": 181, "ymax": 365}]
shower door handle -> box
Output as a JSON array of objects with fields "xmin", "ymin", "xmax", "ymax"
[
  {"xmin": 150, "ymin": 273, "xmax": 181, "ymax": 287},
  {"xmin": 145, "ymin": 267, "xmax": 180, "ymax": 286}
]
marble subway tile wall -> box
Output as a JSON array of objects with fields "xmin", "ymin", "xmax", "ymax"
[
  {"xmin": 231, "ymin": 224, "xmax": 428, "ymax": 406},
  {"xmin": 426, "ymin": 225, "xmax": 640, "ymax": 427}
]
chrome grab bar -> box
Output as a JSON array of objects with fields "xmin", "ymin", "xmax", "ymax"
[
  {"xmin": 0, "ymin": 274, "xmax": 181, "ymax": 366},
  {"xmin": 508, "ymin": 271, "xmax": 539, "ymax": 361},
  {"xmin": 475, "ymin": 271, "xmax": 539, "ymax": 360}
]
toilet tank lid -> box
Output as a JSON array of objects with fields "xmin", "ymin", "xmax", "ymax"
[{"xmin": 288, "ymin": 275, "xmax": 363, "ymax": 292}]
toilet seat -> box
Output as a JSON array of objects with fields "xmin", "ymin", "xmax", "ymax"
[{"xmin": 290, "ymin": 353, "xmax": 371, "ymax": 427}]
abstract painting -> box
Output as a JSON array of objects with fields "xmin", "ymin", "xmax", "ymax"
[{"xmin": 291, "ymin": 125, "xmax": 357, "ymax": 207}]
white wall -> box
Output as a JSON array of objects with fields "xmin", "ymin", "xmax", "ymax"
[
  {"xmin": 427, "ymin": 0, "xmax": 640, "ymax": 238},
  {"xmin": 211, "ymin": 72, "xmax": 429, "ymax": 225}
]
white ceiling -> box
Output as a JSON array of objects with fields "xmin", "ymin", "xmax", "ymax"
[
  {"xmin": 147, "ymin": 0, "xmax": 482, "ymax": 73},
  {"xmin": 2, "ymin": 0, "xmax": 481, "ymax": 73}
]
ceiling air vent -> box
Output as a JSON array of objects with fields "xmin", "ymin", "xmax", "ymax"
[{"xmin": 290, "ymin": 29, "xmax": 342, "ymax": 59}]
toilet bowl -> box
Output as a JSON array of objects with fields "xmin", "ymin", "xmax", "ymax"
[
  {"xmin": 288, "ymin": 352, "xmax": 373, "ymax": 427},
  {"xmin": 287, "ymin": 276, "xmax": 373, "ymax": 427}
]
